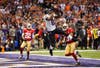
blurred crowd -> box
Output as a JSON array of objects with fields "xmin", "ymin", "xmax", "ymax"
[{"xmin": 0, "ymin": 0, "xmax": 100, "ymax": 51}]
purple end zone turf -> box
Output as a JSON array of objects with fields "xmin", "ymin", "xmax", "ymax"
[{"xmin": 0, "ymin": 53, "xmax": 100, "ymax": 67}]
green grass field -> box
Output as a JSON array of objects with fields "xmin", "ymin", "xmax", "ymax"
[
  {"xmin": 31, "ymin": 50, "xmax": 100, "ymax": 59},
  {"xmin": 80, "ymin": 51, "xmax": 100, "ymax": 59}
]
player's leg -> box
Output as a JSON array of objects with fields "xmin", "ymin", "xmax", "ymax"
[
  {"xmin": 49, "ymin": 45, "xmax": 53, "ymax": 56},
  {"xmin": 48, "ymin": 32, "xmax": 55, "ymax": 56},
  {"xmin": 65, "ymin": 44, "xmax": 71, "ymax": 56},
  {"xmin": 70, "ymin": 42, "xmax": 80, "ymax": 65},
  {"xmin": 19, "ymin": 41, "xmax": 26, "ymax": 59},
  {"xmin": 75, "ymin": 41, "xmax": 82, "ymax": 57},
  {"xmin": 26, "ymin": 41, "xmax": 31, "ymax": 60}
]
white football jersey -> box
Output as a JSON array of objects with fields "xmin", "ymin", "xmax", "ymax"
[{"xmin": 43, "ymin": 14, "xmax": 56, "ymax": 31}]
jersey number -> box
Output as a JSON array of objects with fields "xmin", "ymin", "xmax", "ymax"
[
  {"xmin": 24, "ymin": 33, "xmax": 31, "ymax": 39},
  {"xmin": 51, "ymin": 20, "xmax": 55, "ymax": 25}
]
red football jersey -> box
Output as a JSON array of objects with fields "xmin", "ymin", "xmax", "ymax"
[{"xmin": 23, "ymin": 28, "xmax": 35, "ymax": 41}]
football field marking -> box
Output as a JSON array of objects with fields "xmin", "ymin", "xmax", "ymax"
[{"xmin": 0, "ymin": 58, "xmax": 73, "ymax": 68}]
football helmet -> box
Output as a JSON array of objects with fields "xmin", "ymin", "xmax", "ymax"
[{"xmin": 27, "ymin": 23, "xmax": 31, "ymax": 29}]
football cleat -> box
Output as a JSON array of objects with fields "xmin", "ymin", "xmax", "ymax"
[
  {"xmin": 76, "ymin": 51, "xmax": 82, "ymax": 57},
  {"xmin": 76, "ymin": 61, "xmax": 80, "ymax": 66},
  {"xmin": 18, "ymin": 55, "xmax": 23, "ymax": 60},
  {"xmin": 26, "ymin": 57, "xmax": 29, "ymax": 60}
]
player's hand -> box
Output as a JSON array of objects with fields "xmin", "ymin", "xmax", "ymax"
[
  {"xmin": 56, "ymin": 43, "xmax": 59, "ymax": 48},
  {"xmin": 78, "ymin": 37, "xmax": 81, "ymax": 41},
  {"xmin": 34, "ymin": 34, "xmax": 39, "ymax": 39}
]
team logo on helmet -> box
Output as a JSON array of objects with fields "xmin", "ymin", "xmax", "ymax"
[{"xmin": 27, "ymin": 23, "xmax": 31, "ymax": 29}]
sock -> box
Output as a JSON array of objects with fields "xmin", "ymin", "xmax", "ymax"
[
  {"xmin": 27, "ymin": 51, "xmax": 29, "ymax": 59},
  {"xmin": 65, "ymin": 53, "xmax": 71, "ymax": 56},
  {"xmin": 20, "ymin": 48, "xmax": 24, "ymax": 56},
  {"xmin": 71, "ymin": 53, "xmax": 78, "ymax": 62},
  {"xmin": 50, "ymin": 49, "xmax": 53, "ymax": 56}
]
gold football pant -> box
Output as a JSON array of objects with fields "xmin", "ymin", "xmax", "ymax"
[
  {"xmin": 65, "ymin": 42, "xmax": 76, "ymax": 55},
  {"xmin": 20, "ymin": 41, "xmax": 31, "ymax": 51}
]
